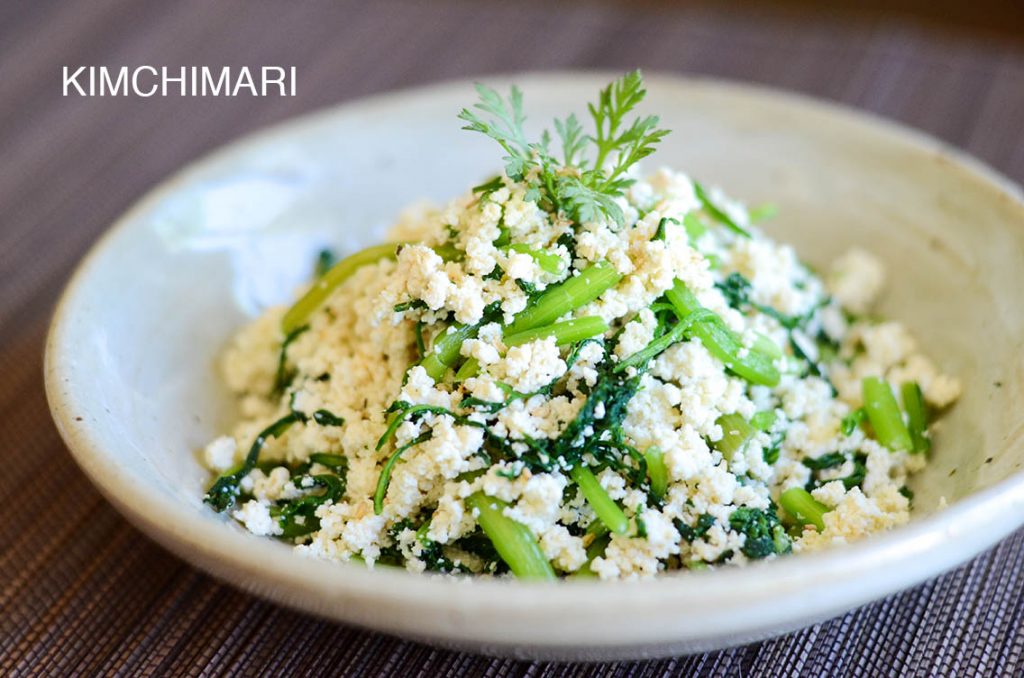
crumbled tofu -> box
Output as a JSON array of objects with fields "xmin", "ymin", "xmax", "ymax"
[
  {"xmin": 828, "ymin": 248, "xmax": 885, "ymax": 314},
  {"xmin": 206, "ymin": 166, "xmax": 958, "ymax": 579},
  {"xmin": 540, "ymin": 525, "xmax": 587, "ymax": 572},
  {"xmin": 796, "ymin": 486, "xmax": 909, "ymax": 552},
  {"xmin": 490, "ymin": 337, "xmax": 567, "ymax": 394},
  {"xmin": 591, "ymin": 510, "xmax": 680, "ymax": 579},
  {"xmin": 203, "ymin": 435, "xmax": 237, "ymax": 472},
  {"xmin": 614, "ymin": 308, "xmax": 658, "ymax": 360},
  {"xmin": 233, "ymin": 500, "xmax": 282, "ymax": 537}
]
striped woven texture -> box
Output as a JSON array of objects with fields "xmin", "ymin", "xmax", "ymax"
[{"xmin": 2, "ymin": 0, "xmax": 1023, "ymax": 675}]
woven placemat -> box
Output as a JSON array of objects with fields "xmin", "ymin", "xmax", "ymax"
[{"xmin": 3, "ymin": 0, "xmax": 1023, "ymax": 674}]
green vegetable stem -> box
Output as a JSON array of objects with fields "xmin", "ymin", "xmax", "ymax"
[
  {"xmin": 779, "ymin": 487, "xmax": 829, "ymax": 531},
  {"xmin": 504, "ymin": 262, "xmax": 622, "ymax": 335},
  {"xmin": 862, "ymin": 376, "xmax": 913, "ymax": 451},
  {"xmin": 665, "ymin": 281, "xmax": 780, "ymax": 386},
  {"xmin": 282, "ymin": 243, "xmax": 400, "ymax": 334},
  {"xmin": 466, "ymin": 492, "xmax": 556, "ymax": 580},
  {"xmin": 569, "ymin": 464, "xmax": 629, "ymax": 535}
]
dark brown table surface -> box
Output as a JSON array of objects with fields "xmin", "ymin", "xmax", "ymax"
[{"xmin": 3, "ymin": 1, "xmax": 1024, "ymax": 675}]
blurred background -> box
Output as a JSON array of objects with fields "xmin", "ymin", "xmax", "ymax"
[
  {"xmin": 5, "ymin": 0, "xmax": 1022, "ymax": 315},
  {"xmin": 2, "ymin": 1, "xmax": 1023, "ymax": 675}
]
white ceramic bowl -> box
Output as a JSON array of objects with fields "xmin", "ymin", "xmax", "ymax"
[{"xmin": 45, "ymin": 73, "xmax": 1024, "ymax": 661}]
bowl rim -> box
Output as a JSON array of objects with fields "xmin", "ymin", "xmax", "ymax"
[{"xmin": 44, "ymin": 70, "xmax": 1024, "ymax": 654}]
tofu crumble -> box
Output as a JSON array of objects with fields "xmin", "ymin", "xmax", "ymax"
[{"xmin": 201, "ymin": 72, "xmax": 960, "ymax": 580}]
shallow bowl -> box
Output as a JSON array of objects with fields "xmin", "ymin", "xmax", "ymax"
[{"xmin": 45, "ymin": 72, "xmax": 1024, "ymax": 660}]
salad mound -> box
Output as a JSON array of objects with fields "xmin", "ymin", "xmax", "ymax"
[{"xmin": 202, "ymin": 72, "xmax": 960, "ymax": 579}]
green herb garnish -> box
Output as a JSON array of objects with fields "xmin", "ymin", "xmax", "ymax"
[{"xmin": 459, "ymin": 70, "xmax": 669, "ymax": 227}]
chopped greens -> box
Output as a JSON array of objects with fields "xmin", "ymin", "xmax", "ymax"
[
  {"xmin": 313, "ymin": 249, "xmax": 336, "ymax": 278},
  {"xmin": 374, "ymin": 432, "xmax": 432, "ymax": 514},
  {"xmin": 204, "ymin": 402, "xmax": 347, "ymax": 513},
  {"xmin": 803, "ymin": 451, "xmax": 867, "ymax": 492},
  {"xmin": 729, "ymin": 506, "xmax": 791, "ymax": 559},
  {"xmin": 272, "ymin": 324, "xmax": 309, "ymax": 396},
  {"xmin": 841, "ymin": 408, "xmax": 866, "ymax": 436},
  {"xmin": 274, "ymin": 474, "xmax": 346, "ymax": 538},
  {"xmin": 205, "ymin": 412, "xmax": 304, "ymax": 512},
  {"xmin": 802, "ymin": 452, "xmax": 846, "ymax": 471},
  {"xmin": 675, "ymin": 514, "xmax": 715, "ymax": 543}
]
